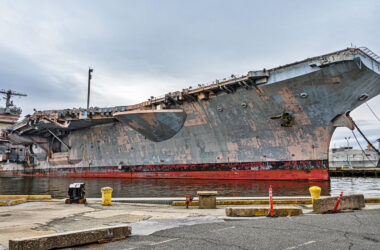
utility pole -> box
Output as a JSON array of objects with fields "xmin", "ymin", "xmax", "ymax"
[
  {"xmin": 345, "ymin": 136, "xmax": 351, "ymax": 167},
  {"xmin": 87, "ymin": 68, "xmax": 94, "ymax": 110}
]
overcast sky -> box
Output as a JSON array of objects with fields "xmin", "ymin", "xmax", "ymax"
[{"xmin": 0, "ymin": 0, "xmax": 379, "ymax": 149}]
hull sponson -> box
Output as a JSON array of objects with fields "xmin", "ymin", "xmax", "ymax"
[
  {"xmin": 0, "ymin": 160, "xmax": 328, "ymax": 180},
  {"xmin": 7, "ymin": 48, "xmax": 380, "ymax": 180}
]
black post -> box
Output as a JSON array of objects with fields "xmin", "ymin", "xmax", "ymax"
[{"xmin": 87, "ymin": 68, "xmax": 93, "ymax": 110}]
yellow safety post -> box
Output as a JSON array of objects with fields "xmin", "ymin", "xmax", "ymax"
[
  {"xmin": 101, "ymin": 187, "xmax": 113, "ymax": 206},
  {"xmin": 309, "ymin": 186, "xmax": 321, "ymax": 202}
]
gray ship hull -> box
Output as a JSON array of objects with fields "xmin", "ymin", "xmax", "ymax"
[{"xmin": 2, "ymin": 48, "xmax": 380, "ymax": 180}]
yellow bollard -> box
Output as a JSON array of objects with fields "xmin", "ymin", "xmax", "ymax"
[
  {"xmin": 101, "ymin": 187, "xmax": 113, "ymax": 206},
  {"xmin": 309, "ymin": 186, "xmax": 321, "ymax": 202}
]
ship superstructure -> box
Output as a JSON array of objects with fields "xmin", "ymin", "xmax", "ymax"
[
  {"xmin": 2, "ymin": 47, "xmax": 380, "ymax": 180},
  {"xmin": 0, "ymin": 90, "xmax": 27, "ymax": 162}
]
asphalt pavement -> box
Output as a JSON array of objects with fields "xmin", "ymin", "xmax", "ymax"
[{"xmin": 74, "ymin": 208, "xmax": 380, "ymax": 250}]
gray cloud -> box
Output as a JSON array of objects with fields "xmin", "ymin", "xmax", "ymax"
[{"xmin": 0, "ymin": 0, "xmax": 379, "ymax": 148}]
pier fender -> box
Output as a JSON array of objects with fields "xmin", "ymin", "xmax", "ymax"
[{"xmin": 330, "ymin": 114, "xmax": 354, "ymax": 130}]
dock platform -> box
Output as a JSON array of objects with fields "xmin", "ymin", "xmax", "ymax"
[{"xmin": 329, "ymin": 168, "xmax": 380, "ymax": 177}]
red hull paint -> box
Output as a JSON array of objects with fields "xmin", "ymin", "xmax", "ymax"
[{"xmin": 0, "ymin": 169, "xmax": 329, "ymax": 181}]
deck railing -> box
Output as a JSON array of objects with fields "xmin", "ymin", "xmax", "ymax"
[{"xmin": 359, "ymin": 47, "xmax": 380, "ymax": 63}]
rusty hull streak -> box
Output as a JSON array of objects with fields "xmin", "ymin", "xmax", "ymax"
[
  {"xmin": 46, "ymin": 59, "xmax": 380, "ymax": 174},
  {"xmin": 5, "ymin": 48, "xmax": 380, "ymax": 180},
  {"xmin": 69, "ymin": 58, "xmax": 380, "ymax": 167},
  {"xmin": 0, "ymin": 161, "xmax": 329, "ymax": 180}
]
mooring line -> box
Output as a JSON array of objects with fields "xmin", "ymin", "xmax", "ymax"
[
  {"xmin": 351, "ymin": 130, "xmax": 379, "ymax": 167},
  {"xmin": 365, "ymin": 102, "xmax": 380, "ymax": 123}
]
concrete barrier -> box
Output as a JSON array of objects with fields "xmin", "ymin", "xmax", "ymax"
[
  {"xmin": 172, "ymin": 199, "xmax": 312, "ymax": 206},
  {"xmin": 225, "ymin": 207, "xmax": 303, "ymax": 217},
  {"xmin": 0, "ymin": 195, "xmax": 51, "ymax": 200},
  {"xmin": 197, "ymin": 191, "xmax": 217, "ymax": 209},
  {"xmin": 313, "ymin": 194, "xmax": 365, "ymax": 214},
  {"xmin": 0, "ymin": 198, "xmax": 27, "ymax": 206},
  {"xmin": 8, "ymin": 225, "xmax": 131, "ymax": 250},
  {"xmin": 365, "ymin": 197, "xmax": 380, "ymax": 203}
]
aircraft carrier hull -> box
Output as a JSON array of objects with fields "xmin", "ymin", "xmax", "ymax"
[
  {"xmin": 2, "ymin": 48, "xmax": 380, "ymax": 180},
  {"xmin": 0, "ymin": 161, "xmax": 328, "ymax": 180}
]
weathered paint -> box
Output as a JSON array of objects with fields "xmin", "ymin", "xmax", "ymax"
[
  {"xmin": 0, "ymin": 160, "xmax": 328, "ymax": 180},
  {"xmin": 65, "ymin": 59, "xmax": 379, "ymax": 168},
  {"xmin": 113, "ymin": 109, "xmax": 187, "ymax": 142},
  {"xmin": 6, "ymin": 48, "xmax": 380, "ymax": 180}
]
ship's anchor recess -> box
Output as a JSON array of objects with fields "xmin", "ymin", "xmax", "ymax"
[{"xmin": 271, "ymin": 111, "xmax": 294, "ymax": 127}]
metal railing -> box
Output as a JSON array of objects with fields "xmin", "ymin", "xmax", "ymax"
[
  {"xmin": 359, "ymin": 47, "xmax": 380, "ymax": 63},
  {"xmin": 149, "ymin": 73, "xmax": 246, "ymax": 102}
]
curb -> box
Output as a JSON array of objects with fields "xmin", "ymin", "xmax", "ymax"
[
  {"xmin": 0, "ymin": 195, "xmax": 51, "ymax": 200},
  {"xmin": 172, "ymin": 197, "xmax": 380, "ymax": 206},
  {"xmin": 225, "ymin": 207, "xmax": 303, "ymax": 217},
  {"xmin": 0, "ymin": 198, "xmax": 27, "ymax": 206},
  {"xmin": 172, "ymin": 199, "xmax": 313, "ymax": 206},
  {"xmin": 365, "ymin": 198, "xmax": 380, "ymax": 203}
]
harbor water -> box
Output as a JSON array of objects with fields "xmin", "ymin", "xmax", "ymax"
[{"xmin": 0, "ymin": 176, "xmax": 379, "ymax": 198}]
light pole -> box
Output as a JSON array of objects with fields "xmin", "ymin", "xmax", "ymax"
[
  {"xmin": 344, "ymin": 136, "xmax": 351, "ymax": 167},
  {"xmin": 87, "ymin": 68, "xmax": 94, "ymax": 110}
]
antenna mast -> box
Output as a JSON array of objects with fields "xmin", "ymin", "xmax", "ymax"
[{"xmin": 0, "ymin": 89, "xmax": 27, "ymax": 108}]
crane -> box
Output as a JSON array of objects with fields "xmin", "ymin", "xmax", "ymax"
[{"xmin": 0, "ymin": 89, "xmax": 27, "ymax": 108}]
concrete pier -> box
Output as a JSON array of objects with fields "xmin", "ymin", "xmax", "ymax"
[
  {"xmin": 329, "ymin": 168, "xmax": 380, "ymax": 177},
  {"xmin": 0, "ymin": 197, "xmax": 379, "ymax": 249}
]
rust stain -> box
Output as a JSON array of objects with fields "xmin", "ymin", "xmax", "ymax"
[
  {"xmin": 184, "ymin": 103, "xmax": 207, "ymax": 127},
  {"xmin": 328, "ymin": 76, "xmax": 341, "ymax": 84},
  {"xmin": 291, "ymin": 109, "xmax": 312, "ymax": 126},
  {"xmin": 287, "ymin": 144, "xmax": 307, "ymax": 160},
  {"xmin": 226, "ymin": 153, "xmax": 238, "ymax": 162},
  {"xmin": 226, "ymin": 142, "xmax": 239, "ymax": 152},
  {"xmin": 216, "ymin": 153, "xmax": 224, "ymax": 162},
  {"xmin": 127, "ymin": 120, "xmax": 146, "ymax": 131},
  {"xmin": 247, "ymin": 120, "xmax": 257, "ymax": 131},
  {"xmin": 279, "ymin": 87, "xmax": 312, "ymax": 126},
  {"xmin": 184, "ymin": 119, "xmax": 207, "ymax": 127},
  {"xmin": 117, "ymin": 136, "xmax": 127, "ymax": 145},
  {"xmin": 313, "ymin": 126, "xmax": 330, "ymax": 155},
  {"xmin": 255, "ymin": 86, "xmax": 269, "ymax": 101},
  {"xmin": 141, "ymin": 113, "xmax": 158, "ymax": 127},
  {"xmin": 240, "ymin": 137, "xmax": 260, "ymax": 148}
]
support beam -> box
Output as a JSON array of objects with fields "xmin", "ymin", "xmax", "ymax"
[{"xmin": 47, "ymin": 129, "xmax": 71, "ymax": 150}]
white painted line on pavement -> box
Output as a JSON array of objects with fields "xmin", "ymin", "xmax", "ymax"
[
  {"xmin": 283, "ymin": 240, "xmax": 316, "ymax": 249},
  {"xmin": 149, "ymin": 238, "xmax": 178, "ymax": 246},
  {"xmin": 211, "ymin": 226, "xmax": 236, "ymax": 232}
]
